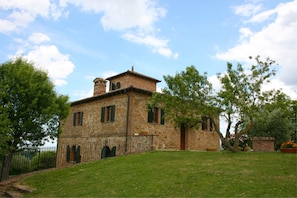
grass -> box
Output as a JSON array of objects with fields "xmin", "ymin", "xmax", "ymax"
[{"xmin": 21, "ymin": 151, "xmax": 297, "ymax": 197}]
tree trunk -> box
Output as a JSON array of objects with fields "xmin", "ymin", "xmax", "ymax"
[{"xmin": 0, "ymin": 153, "xmax": 13, "ymax": 181}]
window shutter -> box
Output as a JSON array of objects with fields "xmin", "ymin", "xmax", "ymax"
[
  {"xmin": 79, "ymin": 112, "xmax": 83, "ymax": 125},
  {"xmin": 75, "ymin": 146, "xmax": 81, "ymax": 163},
  {"xmin": 111, "ymin": 83, "xmax": 115, "ymax": 90},
  {"xmin": 209, "ymin": 117, "xmax": 213, "ymax": 131},
  {"xmin": 73, "ymin": 113, "xmax": 77, "ymax": 126},
  {"xmin": 148, "ymin": 107, "xmax": 153, "ymax": 123},
  {"xmin": 66, "ymin": 145, "xmax": 70, "ymax": 162},
  {"xmin": 160, "ymin": 108, "xmax": 165, "ymax": 125},
  {"xmin": 111, "ymin": 105, "xmax": 115, "ymax": 122},
  {"xmin": 101, "ymin": 107, "xmax": 105, "ymax": 122}
]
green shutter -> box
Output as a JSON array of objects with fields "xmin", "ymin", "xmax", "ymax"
[
  {"xmin": 73, "ymin": 112, "xmax": 77, "ymax": 126},
  {"xmin": 148, "ymin": 107, "xmax": 153, "ymax": 123},
  {"xmin": 79, "ymin": 112, "xmax": 83, "ymax": 125},
  {"xmin": 111, "ymin": 105, "xmax": 115, "ymax": 122},
  {"xmin": 160, "ymin": 108, "xmax": 165, "ymax": 125},
  {"xmin": 101, "ymin": 107, "xmax": 105, "ymax": 122},
  {"xmin": 112, "ymin": 83, "xmax": 115, "ymax": 90},
  {"xmin": 75, "ymin": 146, "xmax": 81, "ymax": 163},
  {"xmin": 66, "ymin": 145, "xmax": 70, "ymax": 162}
]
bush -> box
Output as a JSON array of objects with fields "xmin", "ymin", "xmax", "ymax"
[{"xmin": 30, "ymin": 151, "xmax": 56, "ymax": 171}]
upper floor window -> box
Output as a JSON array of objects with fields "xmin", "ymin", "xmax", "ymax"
[
  {"xmin": 101, "ymin": 105, "xmax": 115, "ymax": 123},
  {"xmin": 116, "ymin": 82, "xmax": 121, "ymax": 89},
  {"xmin": 73, "ymin": 112, "xmax": 83, "ymax": 126},
  {"xmin": 148, "ymin": 107, "xmax": 165, "ymax": 125},
  {"xmin": 111, "ymin": 82, "xmax": 121, "ymax": 90}
]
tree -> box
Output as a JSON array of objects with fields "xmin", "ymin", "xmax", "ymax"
[
  {"xmin": 248, "ymin": 108, "xmax": 293, "ymax": 150},
  {"xmin": 151, "ymin": 66, "xmax": 216, "ymax": 128},
  {"xmin": 150, "ymin": 56, "xmax": 290, "ymax": 152},
  {"xmin": 0, "ymin": 58, "xmax": 70, "ymax": 180}
]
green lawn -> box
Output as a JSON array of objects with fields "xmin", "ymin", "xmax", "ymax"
[{"xmin": 21, "ymin": 151, "xmax": 297, "ymax": 197}]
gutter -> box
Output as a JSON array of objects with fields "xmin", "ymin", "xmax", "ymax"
[{"xmin": 124, "ymin": 89, "xmax": 130, "ymax": 152}]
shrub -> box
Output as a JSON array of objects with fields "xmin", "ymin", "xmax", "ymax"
[{"xmin": 30, "ymin": 151, "xmax": 56, "ymax": 171}]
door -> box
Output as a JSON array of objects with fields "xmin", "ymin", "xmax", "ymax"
[{"xmin": 180, "ymin": 124, "xmax": 186, "ymax": 150}]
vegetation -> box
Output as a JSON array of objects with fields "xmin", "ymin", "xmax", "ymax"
[
  {"xmin": 248, "ymin": 108, "xmax": 293, "ymax": 150},
  {"xmin": 0, "ymin": 58, "xmax": 70, "ymax": 180},
  {"xmin": 21, "ymin": 151, "xmax": 296, "ymax": 197},
  {"xmin": 150, "ymin": 56, "xmax": 293, "ymax": 152},
  {"xmin": 0, "ymin": 58, "xmax": 70, "ymax": 153}
]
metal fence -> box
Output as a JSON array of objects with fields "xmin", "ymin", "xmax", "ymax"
[{"xmin": 0, "ymin": 147, "xmax": 57, "ymax": 181}]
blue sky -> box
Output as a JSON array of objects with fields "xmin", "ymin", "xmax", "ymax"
[{"xmin": 1, "ymin": 0, "xmax": 297, "ymax": 102}]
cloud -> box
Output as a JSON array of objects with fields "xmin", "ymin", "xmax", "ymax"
[
  {"xmin": 11, "ymin": 33, "xmax": 75, "ymax": 86},
  {"xmin": 0, "ymin": 0, "xmax": 67, "ymax": 33},
  {"xmin": 122, "ymin": 32, "xmax": 179, "ymax": 59},
  {"xmin": 61, "ymin": 0, "xmax": 177, "ymax": 58},
  {"xmin": 233, "ymin": 3, "xmax": 263, "ymax": 17},
  {"xmin": 215, "ymin": 0, "xmax": 297, "ymax": 99}
]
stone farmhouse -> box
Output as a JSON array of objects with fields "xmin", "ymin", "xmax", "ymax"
[{"xmin": 56, "ymin": 68, "xmax": 220, "ymax": 167}]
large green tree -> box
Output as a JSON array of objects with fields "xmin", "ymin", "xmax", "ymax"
[
  {"xmin": 0, "ymin": 58, "xmax": 70, "ymax": 155},
  {"xmin": 150, "ymin": 56, "xmax": 291, "ymax": 152}
]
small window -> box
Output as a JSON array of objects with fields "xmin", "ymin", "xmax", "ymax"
[
  {"xmin": 73, "ymin": 112, "xmax": 83, "ymax": 126},
  {"xmin": 111, "ymin": 83, "xmax": 116, "ymax": 90},
  {"xmin": 202, "ymin": 116, "xmax": 208, "ymax": 131},
  {"xmin": 101, "ymin": 105, "xmax": 115, "ymax": 123},
  {"xmin": 148, "ymin": 107, "xmax": 165, "ymax": 125},
  {"xmin": 116, "ymin": 82, "xmax": 121, "ymax": 89}
]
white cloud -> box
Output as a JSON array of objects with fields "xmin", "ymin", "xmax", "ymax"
[
  {"xmin": 233, "ymin": 3, "xmax": 263, "ymax": 17},
  {"xmin": 215, "ymin": 0, "xmax": 297, "ymax": 99},
  {"xmin": 0, "ymin": 0, "xmax": 67, "ymax": 33},
  {"xmin": 29, "ymin": 33, "xmax": 51, "ymax": 44},
  {"xmin": 61, "ymin": 0, "xmax": 177, "ymax": 58},
  {"xmin": 11, "ymin": 33, "xmax": 75, "ymax": 86},
  {"xmin": 123, "ymin": 32, "xmax": 178, "ymax": 59}
]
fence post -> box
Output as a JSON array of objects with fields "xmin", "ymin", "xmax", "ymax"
[{"xmin": 0, "ymin": 153, "xmax": 12, "ymax": 181}]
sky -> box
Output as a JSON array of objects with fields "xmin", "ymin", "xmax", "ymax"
[{"xmin": 1, "ymin": 0, "xmax": 297, "ymax": 102}]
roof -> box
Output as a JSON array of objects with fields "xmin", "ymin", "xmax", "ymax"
[
  {"xmin": 71, "ymin": 86, "xmax": 153, "ymax": 106},
  {"xmin": 106, "ymin": 70, "xmax": 161, "ymax": 83}
]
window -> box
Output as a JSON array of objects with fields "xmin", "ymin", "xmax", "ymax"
[
  {"xmin": 101, "ymin": 105, "xmax": 115, "ymax": 122},
  {"xmin": 202, "ymin": 116, "xmax": 213, "ymax": 131},
  {"xmin": 73, "ymin": 112, "xmax": 83, "ymax": 126},
  {"xmin": 116, "ymin": 82, "xmax": 121, "ymax": 89},
  {"xmin": 66, "ymin": 145, "xmax": 81, "ymax": 163},
  {"xmin": 202, "ymin": 116, "xmax": 208, "ymax": 131},
  {"xmin": 148, "ymin": 107, "xmax": 165, "ymax": 124},
  {"xmin": 111, "ymin": 83, "xmax": 115, "ymax": 90}
]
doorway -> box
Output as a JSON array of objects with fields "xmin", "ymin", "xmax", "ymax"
[{"xmin": 180, "ymin": 124, "xmax": 186, "ymax": 150}]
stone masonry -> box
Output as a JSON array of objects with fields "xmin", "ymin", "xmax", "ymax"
[{"xmin": 56, "ymin": 69, "xmax": 220, "ymax": 167}]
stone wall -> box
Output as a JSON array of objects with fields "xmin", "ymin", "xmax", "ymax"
[
  {"xmin": 252, "ymin": 137, "xmax": 275, "ymax": 151},
  {"xmin": 56, "ymin": 89, "xmax": 221, "ymax": 167}
]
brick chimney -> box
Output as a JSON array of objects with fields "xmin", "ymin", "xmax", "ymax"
[{"xmin": 93, "ymin": 78, "xmax": 107, "ymax": 96}]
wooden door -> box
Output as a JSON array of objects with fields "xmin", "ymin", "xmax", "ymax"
[{"xmin": 180, "ymin": 125, "xmax": 186, "ymax": 150}]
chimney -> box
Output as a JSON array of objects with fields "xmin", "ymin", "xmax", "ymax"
[{"xmin": 93, "ymin": 78, "xmax": 107, "ymax": 96}]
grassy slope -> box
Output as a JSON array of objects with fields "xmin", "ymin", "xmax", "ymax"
[{"xmin": 21, "ymin": 151, "xmax": 297, "ymax": 197}]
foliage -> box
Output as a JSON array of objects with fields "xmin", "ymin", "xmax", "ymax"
[
  {"xmin": 21, "ymin": 151, "xmax": 297, "ymax": 197},
  {"xmin": 0, "ymin": 58, "xmax": 70, "ymax": 154},
  {"xmin": 248, "ymin": 108, "xmax": 293, "ymax": 150},
  {"xmin": 150, "ymin": 65, "xmax": 217, "ymax": 128},
  {"xmin": 281, "ymin": 141, "xmax": 297, "ymax": 148},
  {"xmin": 30, "ymin": 151, "xmax": 56, "ymax": 171},
  {"xmin": 151, "ymin": 56, "xmax": 291, "ymax": 152}
]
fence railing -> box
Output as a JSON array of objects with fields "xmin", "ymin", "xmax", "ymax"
[{"xmin": 0, "ymin": 147, "xmax": 57, "ymax": 181}]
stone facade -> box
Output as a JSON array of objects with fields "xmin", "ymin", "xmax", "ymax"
[{"xmin": 56, "ymin": 69, "xmax": 220, "ymax": 167}]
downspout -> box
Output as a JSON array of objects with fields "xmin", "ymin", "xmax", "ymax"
[{"xmin": 124, "ymin": 89, "xmax": 130, "ymax": 152}]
